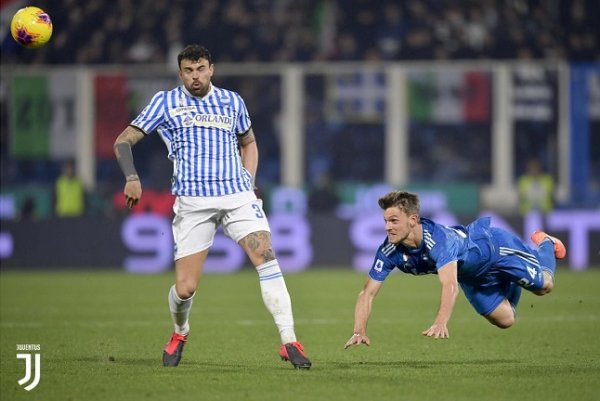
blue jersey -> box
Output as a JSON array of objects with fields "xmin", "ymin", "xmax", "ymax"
[
  {"xmin": 369, "ymin": 217, "xmax": 500, "ymax": 285},
  {"xmin": 131, "ymin": 85, "xmax": 254, "ymax": 197},
  {"xmin": 369, "ymin": 216, "xmax": 552, "ymax": 316}
]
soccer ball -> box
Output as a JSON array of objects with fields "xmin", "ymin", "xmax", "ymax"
[{"xmin": 10, "ymin": 6, "xmax": 53, "ymax": 48}]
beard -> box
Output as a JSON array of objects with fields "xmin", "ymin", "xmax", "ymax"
[{"xmin": 187, "ymin": 81, "xmax": 209, "ymax": 97}]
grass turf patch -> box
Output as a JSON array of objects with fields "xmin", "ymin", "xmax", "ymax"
[{"xmin": 1, "ymin": 268, "xmax": 599, "ymax": 401}]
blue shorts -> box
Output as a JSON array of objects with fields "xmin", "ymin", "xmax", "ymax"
[{"xmin": 459, "ymin": 228, "xmax": 545, "ymax": 316}]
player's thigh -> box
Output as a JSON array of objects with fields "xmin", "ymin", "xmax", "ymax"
[
  {"xmin": 461, "ymin": 283, "xmax": 515, "ymax": 328},
  {"xmin": 223, "ymin": 194, "xmax": 275, "ymax": 266},
  {"xmin": 172, "ymin": 196, "xmax": 219, "ymax": 260},
  {"xmin": 222, "ymin": 195, "xmax": 271, "ymax": 251},
  {"xmin": 460, "ymin": 282, "xmax": 509, "ymax": 318}
]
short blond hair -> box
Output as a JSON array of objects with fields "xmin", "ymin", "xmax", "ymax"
[{"xmin": 378, "ymin": 191, "xmax": 420, "ymax": 216}]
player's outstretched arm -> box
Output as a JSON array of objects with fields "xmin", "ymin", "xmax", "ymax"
[
  {"xmin": 421, "ymin": 261, "xmax": 459, "ymax": 339},
  {"xmin": 344, "ymin": 278, "xmax": 382, "ymax": 349},
  {"xmin": 114, "ymin": 126, "xmax": 145, "ymax": 209}
]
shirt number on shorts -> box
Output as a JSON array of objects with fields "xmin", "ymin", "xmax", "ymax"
[
  {"xmin": 518, "ymin": 266, "xmax": 538, "ymax": 288},
  {"xmin": 252, "ymin": 204, "xmax": 265, "ymax": 219}
]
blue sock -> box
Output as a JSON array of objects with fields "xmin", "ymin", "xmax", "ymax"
[{"xmin": 537, "ymin": 240, "xmax": 556, "ymax": 276}]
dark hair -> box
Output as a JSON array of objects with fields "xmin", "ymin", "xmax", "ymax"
[
  {"xmin": 378, "ymin": 191, "xmax": 420, "ymax": 216},
  {"xmin": 177, "ymin": 45, "xmax": 213, "ymax": 68}
]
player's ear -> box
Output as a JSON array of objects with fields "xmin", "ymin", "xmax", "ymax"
[{"xmin": 409, "ymin": 213, "xmax": 419, "ymax": 226}]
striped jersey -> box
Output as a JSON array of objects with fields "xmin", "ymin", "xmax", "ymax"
[
  {"xmin": 131, "ymin": 84, "xmax": 254, "ymax": 196},
  {"xmin": 369, "ymin": 217, "xmax": 500, "ymax": 284}
]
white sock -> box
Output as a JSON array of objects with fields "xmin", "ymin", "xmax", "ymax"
[
  {"xmin": 168, "ymin": 285, "xmax": 194, "ymax": 335},
  {"xmin": 257, "ymin": 260, "xmax": 297, "ymax": 344}
]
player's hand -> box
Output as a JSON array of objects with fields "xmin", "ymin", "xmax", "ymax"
[
  {"xmin": 124, "ymin": 180, "xmax": 142, "ymax": 209},
  {"xmin": 421, "ymin": 323, "xmax": 449, "ymax": 339},
  {"xmin": 344, "ymin": 333, "xmax": 370, "ymax": 349}
]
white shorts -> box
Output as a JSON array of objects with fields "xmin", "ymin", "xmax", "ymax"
[{"xmin": 172, "ymin": 191, "xmax": 271, "ymax": 260}]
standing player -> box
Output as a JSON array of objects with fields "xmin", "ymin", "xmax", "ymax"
[
  {"xmin": 344, "ymin": 191, "xmax": 566, "ymax": 348},
  {"xmin": 114, "ymin": 44, "xmax": 311, "ymax": 369}
]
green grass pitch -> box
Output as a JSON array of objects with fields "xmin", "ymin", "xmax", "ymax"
[{"xmin": 1, "ymin": 268, "xmax": 599, "ymax": 401}]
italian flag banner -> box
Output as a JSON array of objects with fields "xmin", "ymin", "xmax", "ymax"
[
  {"xmin": 408, "ymin": 70, "xmax": 491, "ymax": 124},
  {"xmin": 9, "ymin": 73, "xmax": 78, "ymax": 159},
  {"xmin": 9, "ymin": 75, "xmax": 51, "ymax": 158}
]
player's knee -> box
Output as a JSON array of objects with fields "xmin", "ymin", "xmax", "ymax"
[
  {"xmin": 176, "ymin": 281, "xmax": 197, "ymax": 299},
  {"xmin": 533, "ymin": 273, "xmax": 554, "ymax": 296},
  {"xmin": 486, "ymin": 302, "xmax": 515, "ymax": 329},
  {"xmin": 179, "ymin": 289, "xmax": 196, "ymax": 300},
  {"xmin": 533, "ymin": 286, "xmax": 552, "ymax": 296},
  {"xmin": 493, "ymin": 319, "xmax": 514, "ymax": 329},
  {"xmin": 491, "ymin": 314, "xmax": 515, "ymax": 329}
]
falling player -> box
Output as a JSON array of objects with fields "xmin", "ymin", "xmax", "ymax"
[{"xmin": 344, "ymin": 191, "xmax": 566, "ymax": 348}]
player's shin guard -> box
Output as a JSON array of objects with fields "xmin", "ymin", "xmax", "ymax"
[
  {"xmin": 168, "ymin": 285, "xmax": 194, "ymax": 335},
  {"xmin": 537, "ymin": 240, "xmax": 557, "ymax": 277},
  {"xmin": 257, "ymin": 260, "xmax": 296, "ymax": 344}
]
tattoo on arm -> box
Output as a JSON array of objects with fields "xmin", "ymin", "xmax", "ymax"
[{"xmin": 238, "ymin": 129, "xmax": 256, "ymax": 147}]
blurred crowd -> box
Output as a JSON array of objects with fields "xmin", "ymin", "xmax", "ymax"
[
  {"xmin": 2, "ymin": 0, "xmax": 599, "ymax": 65},
  {"xmin": 1, "ymin": 0, "xmax": 598, "ymax": 219}
]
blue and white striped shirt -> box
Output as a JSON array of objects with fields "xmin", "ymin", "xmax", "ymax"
[{"xmin": 131, "ymin": 85, "xmax": 254, "ymax": 196}]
